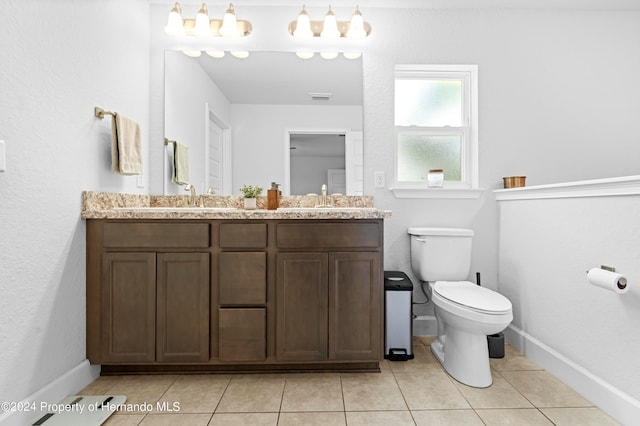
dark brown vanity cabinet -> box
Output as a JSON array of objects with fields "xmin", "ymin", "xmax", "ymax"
[
  {"xmin": 89, "ymin": 222, "xmax": 210, "ymax": 364},
  {"xmin": 276, "ymin": 223, "xmax": 383, "ymax": 363},
  {"xmin": 87, "ymin": 219, "xmax": 383, "ymax": 372}
]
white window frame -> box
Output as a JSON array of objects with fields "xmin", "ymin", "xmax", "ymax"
[{"xmin": 390, "ymin": 64, "xmax": 481, "ymax": 199}]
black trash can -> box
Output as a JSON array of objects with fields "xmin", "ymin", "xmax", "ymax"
[
  {"xmin": 384, "ymin": 271, "xmax": 414, "ymax": 361},
  {"xmin": 488, "ymin": 332, "xmax": 505, "ymax": 358}
]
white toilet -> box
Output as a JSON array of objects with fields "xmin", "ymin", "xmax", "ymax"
[{"xmin": 408, "ymin": 227, "xmax": 513, "ymax": 388}]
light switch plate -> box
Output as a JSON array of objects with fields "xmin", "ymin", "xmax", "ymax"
[
  {"xmin": 0, "ymin": 140, "xmax": 6, "ymax": 172},
  {"xmin": 136, "ymin": 174, "xmax": 144, "ymax": 188},
  {"xmin": 374, "ymin": 171, "xmax": 385, "ymax": 188}
]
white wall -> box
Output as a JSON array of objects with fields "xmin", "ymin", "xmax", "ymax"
[
  {"xmin": 497, "ymin": 185, "xmax": 640, "ymax": 424},
  {"xmin": 164, "ymin": 51, "xmax": 231, "ymax": 194},
  {"xmin": 0, "ymin": 0, "xmax": 149, "ymax": 423},
  {"xmin": 291, "ymin": 156, "xmax": 346, "ymax": 195}
]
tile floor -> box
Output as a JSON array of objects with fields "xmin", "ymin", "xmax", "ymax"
[{"xmin": 80, "ymin": 337, "xmax": 620, "ymax": 425}]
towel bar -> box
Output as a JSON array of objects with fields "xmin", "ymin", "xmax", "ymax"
[
  {"xmin": 164, "ymin": 138, "xmax": 176, "ymax": 145},
  {"xmin": 95, "ymin": 107, "xmax": 115, "ymax": 119}
]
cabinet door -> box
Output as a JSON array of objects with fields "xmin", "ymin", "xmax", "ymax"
[
  {"xmin": 329, "ymin": 252, "xmax": 382, "ymax": 361},
  {"xmin": 276, "ymin": 253, "xmax": 328, "ymax": 361},
  {"xmin": 219, "ymin": 252, "xmax": 266, "ymax": 306},
  {"xmin": 219, "ymin": 308, "xmax": 266, "ymax": 361},
  {"xmin": 157, "ymin": 253, "xmax": 210, "ymax": 362},
  {"xmin": 102, "ymin": 252, "xmax": 156, "ymax": 363}
]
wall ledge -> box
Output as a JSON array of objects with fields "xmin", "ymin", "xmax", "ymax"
[
  {"xmin": 390, "ymin": 186, "xmax": 484, "ymax": 199},
  {"xmin": 494, "ymin": 175, "xmax": 640, "ymax": 201}
]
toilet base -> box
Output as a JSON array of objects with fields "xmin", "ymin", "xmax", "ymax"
[{"xmin": 431, "ymin": 329, "xmax": 493, "ymax": 388}]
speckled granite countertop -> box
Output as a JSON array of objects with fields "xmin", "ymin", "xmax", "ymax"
[{"xmin": 81, "ymin": 191, "xmax": 391, "ymax": 220}]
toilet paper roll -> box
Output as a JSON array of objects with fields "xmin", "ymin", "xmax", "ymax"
[{"xmin": 587, "ymin": 267, "xmax": 629, "ymax": 294}]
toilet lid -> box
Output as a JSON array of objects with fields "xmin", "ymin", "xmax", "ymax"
[{"xmin": 433, "ymin": 281, "xmax": 512, "ymax": 314}]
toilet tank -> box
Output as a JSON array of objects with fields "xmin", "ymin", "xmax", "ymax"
[{"xmin": 408, "ymin": 227, "xmax": 474, "ymax": 282}]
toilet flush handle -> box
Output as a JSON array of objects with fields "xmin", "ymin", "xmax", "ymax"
[{"xmin": 415, "ymin": 238, "xmax": 427, "ymax": 242}]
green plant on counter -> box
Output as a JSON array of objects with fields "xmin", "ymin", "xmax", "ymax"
[{"xmin": 240, "ymin": 184, "xmax": 263, "ymax": 198}]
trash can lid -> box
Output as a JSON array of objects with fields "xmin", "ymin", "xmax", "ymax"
[{"xmin": 384, "ymin": 271, "xmax": 413, "ymax": 291}]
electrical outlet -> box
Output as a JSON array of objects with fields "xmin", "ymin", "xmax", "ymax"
[
  {"xmin": 136, "ymin": 174, "xmax": 144, "ymax": 188},
  {"xmin": 374, "ymin": 171, "xmax": 385, "ymax": 188},
  {"xmin": 0, "ymin": 140, "xmax": 5, "ymax": 172}
]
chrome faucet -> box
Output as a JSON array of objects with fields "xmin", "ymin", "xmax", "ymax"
[
  {"xmin": 184, "ymin": 184, "xmax": 197, "ymax": 207},
  {"xmin": 317, "ymin": 184, "xmax": 332, "ymax": 208}
]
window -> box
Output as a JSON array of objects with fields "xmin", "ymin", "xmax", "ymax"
[{"xmin": 392, "ymin": 65, "xmax": 479, "ymax": 197}]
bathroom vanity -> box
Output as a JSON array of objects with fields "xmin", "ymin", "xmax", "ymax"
[{"xmin": 83, "ymin": 192, "xmax": 388, "ymax": 373}]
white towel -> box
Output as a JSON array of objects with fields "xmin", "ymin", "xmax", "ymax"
[
  {"xmin": 111, "ymin": 113, "xmax": 142, "ymax": 175},
  {"xmin": 172, "ymin": 141, "xmax": 190, "ymax": 185}
]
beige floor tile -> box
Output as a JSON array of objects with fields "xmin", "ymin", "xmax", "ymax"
[
  {"xmin": 103, "ymin": 413, "xmax": 146, "ymax": 426},
  {"xmin": 452, "ymin": 373, "xmax": 533, "ymax": 409},
  {"xmin": 475, "ymin": 408, "xmax": 554, "ymax": 425},
  {"xmin": 499, "ymin": 370, "xmax": 593, "ymax": 408},
  {"xmin": 156, "ymin": 374, "xmax": 230, "ymax": 413},
  {"xmin": 139, "ymin": 413, "xmax": 212, "ymax": 425},
  {"xmin": 416, "ymin": 336, "xmax": 436, "ymax": 346},
  {"xmin": 540, "ymin": 407, "xmax": 621, "ymax": 425},
  {"xmin": 209, "ymin": 412, "xmax": 279, "ymax": 425},
  {"xmin": 379, "ymin": 359, "xmax": 392, "ymax": 373},
  {"xmin": 395, "ymin": 372, "xmax": 470, "ymax": 410},
  {"xmin": 216, "ymin": 374, "xmax": 285, "ymax": 413},
  {"xmin": 106, "ymin": 375, "xmax": 177, "ymax": 413},
  {"xmin": 411, "ymin": 409, "xmax": 484, "ymax": 426},
  {"xmin": 345, "ymin": 410, "xmax": 415, "ymax": 425},
  {"xmin": 280, "ymin": 374, "xmax": 343, "ymax": 412},
  {"xmin": 341, "ymin": 373, "xmax": 407, "ymax": 411},
  {"xmin": 490, "ymin": 344, "xmax": 544, "ymax": 371},
  {"xmin": 387, "ymin": 344, "xmax": 444, "ymax": 374},
  {"xmin": 278, "ymin": 411, "xmax": 346, "ymax": 425},
  {"xmin": 79, "ymin": 375, "xmax": 121, "ymax": 395}
]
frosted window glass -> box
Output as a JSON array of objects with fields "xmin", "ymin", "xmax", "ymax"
[
  {"xmin": 397, "ymin": 134, "xmax": 461, "ymax": 182},
  {"xmin": 395, "ymin": 79, "xmax": 463, "ymax": 127}
]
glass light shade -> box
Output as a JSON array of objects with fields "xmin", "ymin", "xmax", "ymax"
[
  {"xmin": 206, "ymin": 50, "xmax": 225, "ymax": 58},
  {"xmin": 182, "ymin": 50, "xmax": 202, "ymax": 57},
  {"xmin": 164, "ymin": 2, "xmax": 185, "ymax": 36},
  {"xmin": 293, "ymin": 6, "xmax": 313, "ymax": 39},
  {"xmin": 193, "ymin": 3, "xmax": 212, "ymax": 37},
  {"xmin": 220, "ymin": 3, "xmax": 240, "ymax": 37},
  {"xmin": 320, "ymin": 51, "xmax": 339, "ymax": 60},
  {"xmin": 346, "ymin": 7, "xmax": 366, "ymax": 40},
  {"xmin": 296, "ymin": 51, "xmax": 315, "ymax": 59},
  {"xmin": 230, "ymin": 50, "xmax": 249, "ymax": 59},
  {"xmin": 321, "ymin": 7, "xmax": 341, "ymax": 39},
  {"xmin": 343, "ymin": 51, "xmax": 362, "ymax": 59}
]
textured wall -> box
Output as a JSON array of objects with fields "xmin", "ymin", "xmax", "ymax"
[{"xmin": 0, "ymin": 0, "xmax": 149, "ymax": 406}]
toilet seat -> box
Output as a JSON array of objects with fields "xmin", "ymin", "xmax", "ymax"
[{"xmin": 433, "ymin": 281, "xmax": 512, "ymax": 315}]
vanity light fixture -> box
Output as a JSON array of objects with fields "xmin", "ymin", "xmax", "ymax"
[
  {"xmin": 296, "ymin": 51, "xmax": 315, "ymax": 59},
  {"xmin": 320, "ymin": 51, "xmax": 339, "ymax": 60},
  {"xmin": 164, "ymin": 2, "xmax": 252, "ymax": 38},
  {"xmin": 289, "ymin": 4, "xmax": 371, "ymax": 40},
  {"xmin": 206, "ymin": 50, "xmax": 225, "ymax": 58}
]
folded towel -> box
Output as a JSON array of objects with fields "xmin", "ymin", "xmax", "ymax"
[
  {"xmin": 111, "ymin": 113, "xmax": 142, "ymax": 175},
  {"xmin": 172, "ymin": 141, "xmax": 190, "ymax": 185}
]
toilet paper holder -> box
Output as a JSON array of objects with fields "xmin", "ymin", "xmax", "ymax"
[{"xmin": 586, "ymin": 265, "xmax": 616, "ymax": 273}]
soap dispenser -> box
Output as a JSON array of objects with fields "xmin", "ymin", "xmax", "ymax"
[{"xmin": 267, "ymin": 182, "xmax": 280, "ymax": 210}]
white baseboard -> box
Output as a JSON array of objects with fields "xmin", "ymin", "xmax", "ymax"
[
  {"xmin": 0, "ymin": 360, "xmax": 100, "ymax": 426},
  {"xmin": 504, "ymin": 325, "xmax": 640, "ymax": 426},
  {"xmin": 413, "ymin": 315, "xmax": 437, "ymax": 336}
]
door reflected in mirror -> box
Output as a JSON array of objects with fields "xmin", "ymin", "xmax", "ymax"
[{"xmin": 164, "ymin": 51, "xmax": 363, "ymax": 195}]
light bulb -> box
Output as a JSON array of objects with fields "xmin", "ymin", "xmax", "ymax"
[
  {"xmin": 220, "ymin": 3, "xmax": 240, "ymax": 38},
  {"xmin": 182, "ymin": 50, "xmax": 202, "ymax": 57},
  {"xmin": 230, "ymin": 50, "xmax": 249, "ymax": 59},
  {"xmin": 206, "ymin": 51, "xmax": 225, "ymax": 58},
  {"xmin": 296, "ymin": 51, "xmax": 315, "ymax": 59},
  {"xmin": 321, "ymin": 6, "xmax": 340, "ymax": 39},
  {"xmin": 320, "ymin": 51, "xmax": 338, "ymax": 60},
  {"xmin": 346, "ymin": 6, "xmax": 366, "ymax": 40},
  {"xmin": 343, "ymin": 51, "xmax": 362, "ymax": 59},
  {"xmin": 293, "ymin": 5, "xmax": 313, "ymax": 39},
  {"xmin": 193, "ymin": 3, "xmax": 212, "ymax": 37},
  {"xmin": 164, "ymin": 2, "xmax": 185, "ymax": 36}
]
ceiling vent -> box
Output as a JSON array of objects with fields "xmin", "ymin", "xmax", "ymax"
[{"xmin": 309, "ymin": 92, "xmax": 333, "ymax": 101}]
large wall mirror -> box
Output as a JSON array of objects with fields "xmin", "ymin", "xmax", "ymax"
[{"xmin": 164, "ymin": 51, "xmax": 363, "ymax": 196}]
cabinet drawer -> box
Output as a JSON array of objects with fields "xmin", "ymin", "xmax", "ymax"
[
  {"xmin": 103, "ymin": 223, "xmax": 209, "ymax": 248},
  {"xmin": 219, "ymin": 223, "xmax": 267, "ymax": 248},
  {"xmin": 219, "ymin": 252, "xmax": 266, "ymax": 306},
  {"xmin": 277, "ymin": 223, "xmax": 381, "ymax": 249},
  {"xmin": 218, "ymin": 308, "xmax": 266, "ymax": 361}
]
